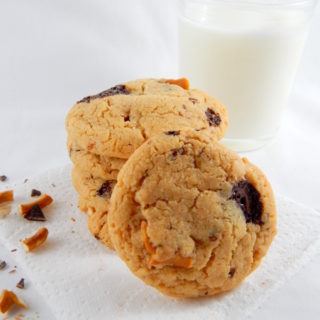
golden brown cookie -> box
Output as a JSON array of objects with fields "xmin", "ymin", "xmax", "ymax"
[
  {"xmin": 68, "ymin": 137, "xmax": 125, "ymax": 181},
  {"xmin": 72, "ymin": 166, "xmax": 116, "ymax": 249},
  {"xmin": 66, "ymin": 78, "xmax": 228, "ymax": 159},
  {"xmin": 108, "ymin": 130, "xmax": 277, "ymax": 298}
]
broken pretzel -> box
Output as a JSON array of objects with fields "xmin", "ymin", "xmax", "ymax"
[
  {"xmin": 0, "ymin": 190, "xmax": 14, "ymax": 204},
  {"xmin": 19, "ymin": 193, "xmax": 53, "ymax": 217},
  {"xmin": 0, "ymin": 289, "xmax": 28, "ymax": 314},
  {"xmin": 22, "ymin": 227, "xmax": 48, "ymax": 252}
]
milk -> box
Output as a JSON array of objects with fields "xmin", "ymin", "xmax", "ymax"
[{"xmin": 178, "ymin": 5, "xmax": 311, "ymax": 150}]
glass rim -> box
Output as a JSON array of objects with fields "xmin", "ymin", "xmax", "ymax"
[{"xmin": 182, "ymin": 0, "xmax": 318, "ymax": 8}]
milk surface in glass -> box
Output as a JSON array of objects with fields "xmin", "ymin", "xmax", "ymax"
[{"xmin": 179, "ymin": 1, "xmax": 314, "ymax": 151}]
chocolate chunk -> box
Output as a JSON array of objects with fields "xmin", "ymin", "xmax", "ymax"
[
  {"xmin": 170, "ymin": 147, "xmax": 185, "ymax": 159},
  {"xmin": 16, "ymin": 278, "xmax": 24, "ymax": 289},
  {"xmin": 0, "ymin": 175, "xmax": 7, "ymax": 182},
  {"xmin": 228, "ymin": 267, "xmax": 236, "ymax": 278},
  {"xmin": 78, "ymin": 84, "xmax": 130, "ymax": 103},
  {"xmin": 124, "ymin": 115, "xmax": 130, "ymax": 122},
  {"xmin": 205, "ymin": 108, "xmax": 221, "ymax": 127},
  {"xmin": 165, "ymin": 130, "xmax": 180, "ymax": 136},
  {"xmin": 97, "ymin": 180, "xmax": 117, "ymax": 199},
  {"xmin": 24, "ymin": 204, "xmax": 46, "ymax": 222},
  {"xmin": 230, "ymin": 180, "xmax": 263, "ymax": 225},
  {"xmin": 31, "ymin": 189, "xmax": 42, "ymax": 197},
  {"xmin": 189, "ymin": 97, "xmax": 198, "ymax": 104},
  {"xmin": 0, "ymin": 260, "xmax": 6, "ymax": 270}
]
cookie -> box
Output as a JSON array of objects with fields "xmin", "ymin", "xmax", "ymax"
[
  {"xmin": 108, "ymin": 130, "xmax": 277, "ymax": 298},
  {"xmin": 72, "ymin": 167, "xmax": 116, "ymax": 249},
  {"xmin": 68, "ymin": 138, "xmax": 125, "ymax": 181},
  {"xmin": 87, "ymin": 207, "xmax": 113, "ymax": 249},
  {"xmin": 66, "ymin": 78, "xmax": 228, "ymax": 159}
]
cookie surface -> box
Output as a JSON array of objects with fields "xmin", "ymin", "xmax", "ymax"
[
  {"xmin": 68, "ymin": 138, "xmax": 125, "ymax": 181},
  {"xmin": 108, "ymin": 130, "xmax": 277, "ymax": 298},
  {"xmin": 66, "ymin": 78, "xmax": 228, "ymax": 159},
  {"xmin": 72, "ymin": 166, "xmax": 116, "ymax": 249}
]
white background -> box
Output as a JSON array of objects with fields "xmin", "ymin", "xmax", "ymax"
[{"xmin": 0, "ymin": 1, "xmax": 320, "ymax": 319}]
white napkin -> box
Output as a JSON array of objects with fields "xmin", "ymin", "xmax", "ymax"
[{"xmin": 0, "ymin": 165, "xmax": 320, "ymax": 320}]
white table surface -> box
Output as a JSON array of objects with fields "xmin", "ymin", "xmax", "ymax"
[{"xmin": 1, "ymin": 1, "xmax": 320, "ymax": 319}]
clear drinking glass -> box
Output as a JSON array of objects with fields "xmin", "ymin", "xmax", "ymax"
[{"xmin": 178, "ymin": 0, "xmax": 317, "ymax": 152}]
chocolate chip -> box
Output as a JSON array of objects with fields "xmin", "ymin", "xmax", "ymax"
[
  {"xmin": 97, "ymin": 180, "xmax": 117, "ymax": 199},
  {"xmin": 16, "ymin": 278, "xmax": 24, "ymax": 289},
  {"xmin": 165, "ymin": 130, "xmax": 180, "ymax": 136},
  {"xmin": 0, "ymin": 260, "xmax": 6, "ymax": 270},
  {"xmin": 170, "ymin": 147, "xmax": 185, "ymax": 159},
  {"xmin": 228, "ymin": 267, "xmax": 236, "ymax": 278},
  {"xmin": 230, "ymin": 180, "xmax": 263, "ymax": 225},
  {"xmin": 24, "ymin": 204, "xmax": 46, "ymax": 222},
  {"xmin": 205, "ymin": 108, "xmax": 221, "ymax": 127},
  {"xmin": 0, "ymin": 175, "xmax": 7, "ymax": 182},
  {"xmin": 124, "ymin": 115, "xmax": 130, "ymax": 122},
  {"xmin": 78, "ymin": 84, "xmax": 130, "ymax": 103},
  {"xmin": 31, "ymin": 189, "xmax": 42, "ymax": 197},
  {"xmin": 189, "ymin": 97, "xmax": 198, "ymax": 104}
]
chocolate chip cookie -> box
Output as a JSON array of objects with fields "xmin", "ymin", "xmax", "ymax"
[
  {"xmin": 71, "ymin": 166, "xmax": 116, "ymax": 248},
  {"xmin": 66, "ymin": 78, "xmax": 228, "ymax": 159},
  {"xmin": 108, "ymin": 130, "xmax": 277, "ymax": 298},
  {"xmin": 68, "ymin": 137, "xmax": 125, "ymax": 181}
]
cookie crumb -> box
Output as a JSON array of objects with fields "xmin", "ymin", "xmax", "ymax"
[
  {"xmin": 11, "ymin": 249, "xmax": 17, "ymax": 252},
  {"xmin": 16, "ymin": 279, "xmax": 24, "ymax": 289},
  {"xmin": 71, "ymin": 217, "xmax": 76, "ymax": 222},
  {"xmin": 0, "ymin": 261, "xmax": 6, "ymax": 270},
  {"xmin": 24, "ymin": 179, "xmax": 28, "ymax": 184},
  {"xmin": 8, "ymin": 269, "xmax": 16, "ymax": 274},
  {"xmin": 31, "ymin": 189, "xmax": 42, "ymax": 197},
  {"xmin": 0, "ymin": 175, "xmax": 7, "ymax": 182},
  {"xmin": 51, "ymin": 183, "xmax": 56, "ymax": 188}
]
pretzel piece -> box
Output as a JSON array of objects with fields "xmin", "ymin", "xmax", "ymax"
[{"xmin": 22, "ymin": 227, "xmax": 48, "ymax": 252}]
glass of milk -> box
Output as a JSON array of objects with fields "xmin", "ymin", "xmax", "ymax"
[{"xmin": 178, "ymin": 0, "xmax": 317, "ymax": 151}]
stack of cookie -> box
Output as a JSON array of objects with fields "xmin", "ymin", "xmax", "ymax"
[
  {"xmin": 66, "ymin": 78, "xmax": 228, "ymax": 249},
  {"xmin": 66, "ymin": 78, "xmax": 277, "ymax": 298}
]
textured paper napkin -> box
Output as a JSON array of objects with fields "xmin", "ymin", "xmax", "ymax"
[{"xmin": 0, "ymin": 165, "xmax": 320, "ymax": 320}]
